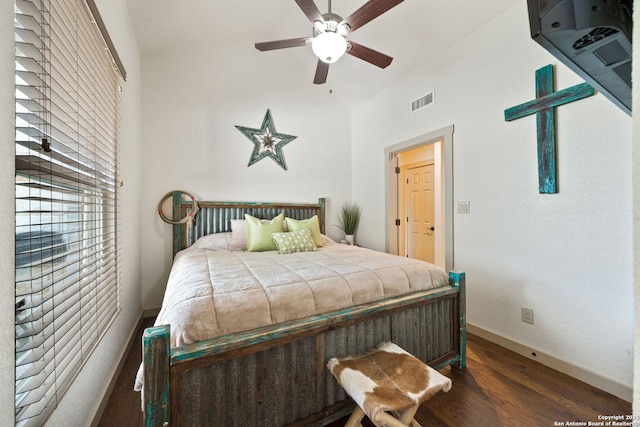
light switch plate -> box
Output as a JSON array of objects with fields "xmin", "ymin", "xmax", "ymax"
[
  {"xmin": 521, "ymin": 307, "xmax": 534, "ymax": 325},
  {"xmin": 457, "ymin": 201, "xmax": 470, "ymax": 214}
]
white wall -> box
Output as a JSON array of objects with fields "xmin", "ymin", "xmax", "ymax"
[
  {"xmin": 0, "ymin": 1, "xmax": 143, "ymax": 426},
  {"xmin": 352, "ymin": 1, "xmax": 633, "ymax": 398},
  {"xmin": 1, "ymin": 0, "xmax": 16, "ymax": 425},
  {"xmin": 139, "ymin": 40, "xmax": 354, "ymax": 309}
]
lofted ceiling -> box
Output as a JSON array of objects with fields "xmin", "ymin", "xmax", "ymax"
[{"xmin": 125, "ymin": 0, "xmax": 521, "ymax": 106}]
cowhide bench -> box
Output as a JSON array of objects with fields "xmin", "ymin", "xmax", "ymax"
[{"xmin": 327, "ymin": 342, "xmax": 452, "ymax": 427}]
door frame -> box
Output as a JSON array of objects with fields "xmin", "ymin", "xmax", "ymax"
[{"xmin": 384, "ymin": 125, "xmax": 454, "ymax": 271}]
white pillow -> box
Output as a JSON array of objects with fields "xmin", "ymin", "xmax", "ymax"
[
  {"xmin": 191, "ymin": 232, "xmax": 232, "ymax": 251},
  {"xmin": 230, "ymin": 219, "xmax": 247, "ymax": 250}
]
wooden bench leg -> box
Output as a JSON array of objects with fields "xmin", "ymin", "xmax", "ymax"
[
  {"xmin": 345, "ymin": 406, "xmax": 365, "ymax": 427},
  {"xmin": 373, "ymin": 404, "xmax": 420, "ymax": 427},
  {"xmin": 398, "ymin": 405, "xmax": 419, "ymax": 425}
]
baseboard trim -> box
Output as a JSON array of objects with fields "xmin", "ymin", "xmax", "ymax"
[
  {"xmin": 143, "ymin": 307, "xmax": 160, "ymax": 318},
  {"xmin": 90, "ymin": 312, "xmax": 145, "ymax": 427},
  {"xmin": 467, "ymin": 323, "xmax": 632, "ymax": 403}
]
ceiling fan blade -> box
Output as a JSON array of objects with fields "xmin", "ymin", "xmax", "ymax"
[
  {"xmin": 295, "ymin": 0, "xmax": 324, "ymax": 24},
  {"xmin": 347, "ymin": 41, "xmax": 393, "ymax": 68},
  {"xmin": 313, "ymin": 60, "xmax": 329, "ymax": 84},
  {"xmin": 255, "ymin": 37, "xmax": 308, "ymax": 51},
  {"xmin": 342, "ymin": 0, "xmax": 404, "ymax": 32}
]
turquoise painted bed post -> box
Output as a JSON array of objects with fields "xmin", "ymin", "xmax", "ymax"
[
  {"xmin": 449, "ymin": 271, "xmax": 466, "ymax": 369},
  {"xmin": 318, "ymin": 197, "xmax": 326, "ymax": 235},
  {"xmin": 143, "ymin": 325, "xmax": 170, "ymax": 427}
]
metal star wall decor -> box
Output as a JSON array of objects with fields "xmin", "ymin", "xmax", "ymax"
[{"xmin": 235, "ymin": 109, "xmax": 297, "ymax": 170}]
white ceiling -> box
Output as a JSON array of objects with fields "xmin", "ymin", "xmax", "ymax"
[{"xmin": 125, "ymin": 0, "xmax": 521, "ymax": 106}]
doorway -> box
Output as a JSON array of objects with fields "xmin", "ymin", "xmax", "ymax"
[{"xmin": 384, "ymin": 125, "xmax": 454, "ymax": 271}]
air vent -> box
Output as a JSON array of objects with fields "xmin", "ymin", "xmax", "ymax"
[
  {"xmin": 572, "ymin": 27, "xmax": 619, "ymax": 50},
  {"xmin": 410, "ymin": 90, "xmax": 434, "ymax": 113}
]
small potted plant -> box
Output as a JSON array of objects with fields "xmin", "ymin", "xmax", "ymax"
[{"xmin": 337, "ymin": 201, "xmax": 361, "ymax": 245}]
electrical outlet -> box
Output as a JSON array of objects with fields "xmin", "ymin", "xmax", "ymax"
[{"xmin": 521, "ymin": 307, "xmax": 534, "ymax": 325}]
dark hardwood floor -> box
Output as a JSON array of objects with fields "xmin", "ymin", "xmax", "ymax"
[
  {"xmin": 98, "ymin": 320, "xmax": 631, "ymax": 427},
  {"xmin": 97, "ymin": 317, "xmax": 154, "ymax": 427}
]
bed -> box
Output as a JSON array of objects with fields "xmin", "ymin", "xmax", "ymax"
[{"xmin": 140, "ymin": 195, "xmax": 466, "ymax": 427}]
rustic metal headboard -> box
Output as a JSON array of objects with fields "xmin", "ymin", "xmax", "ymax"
[{"xmin": 172, "ymin": 195, "xmax": 326, "ymax": 256}]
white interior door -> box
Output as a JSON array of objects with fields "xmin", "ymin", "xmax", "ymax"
[
  {"xmin": 406, "ymin": 163, "xmax": 435, "ymax": 263},
  {"xmin": 385, "ymin": 125, "xmax": 454, "ymax": 271}
]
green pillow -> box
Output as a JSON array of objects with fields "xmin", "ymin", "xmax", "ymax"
[
  {"xmin": 245, "ymin": 213, "xmax": 284, "ymax": 252},
  {"xmin": 285, "ymin": 215, "xmax": 323, "ymax": 247},
  {"xmin": 272, "ymin": 229, "xmax": 317, "ymax": 254}
]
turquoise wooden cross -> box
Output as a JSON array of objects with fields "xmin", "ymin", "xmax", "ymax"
[{"xmin": 504, "ymin": 64, "xmax": 595, "ymax": 193}]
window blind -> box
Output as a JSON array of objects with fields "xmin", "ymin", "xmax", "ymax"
[{"xmin": 14, "ymin": 0, "xmax": 122, "ymax": 425}]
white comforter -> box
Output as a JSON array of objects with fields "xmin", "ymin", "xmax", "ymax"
[{"xmin": 134, "ymin": 236, "xmax": 448, "ymax": 391}]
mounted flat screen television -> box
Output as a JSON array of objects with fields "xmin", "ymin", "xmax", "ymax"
[{"xmin": 527, "ymin": 0, "xmax": 632, "ymax": 115}]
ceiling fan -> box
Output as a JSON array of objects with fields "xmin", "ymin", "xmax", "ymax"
[{"xmin": 255, "ymin": 0, "xmax": 404, "ymax": 84}]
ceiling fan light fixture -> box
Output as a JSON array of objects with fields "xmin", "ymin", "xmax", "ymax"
[
  {"xmin": 337, "ymin": 22, "xmax": 351, "ymax": 36},
  {"xmin": 313, "ymin": 20, "xmax": 326, "ymax": 32},
  {"xmin": 311, "ymin": 31, "xmax": 347, "ymax": 63},
  {"xmin": 254, "ymin": 0, "xmax": 402, "ymax": 83}
]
